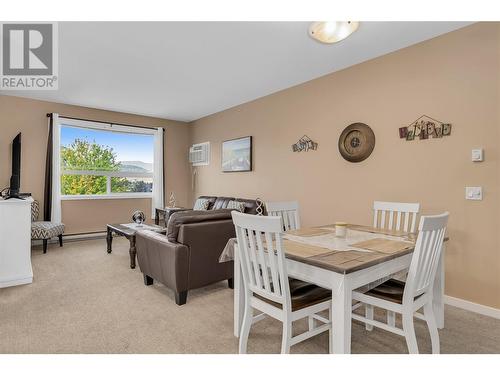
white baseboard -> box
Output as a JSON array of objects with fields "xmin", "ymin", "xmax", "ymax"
[
  {"xmin": 444, "ymin": 295, "xmax": 500, "ymax": 320},
  {"xmin": 31, "ymin": 232, "xmax": 106, "ymax": 246},
  {"xmin": 64, "ymin": 232, "xmax": 106, "ymax": 241}
]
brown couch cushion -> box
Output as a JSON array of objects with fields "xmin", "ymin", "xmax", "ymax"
[{"xmin": 167, "ymin": 209, "xmax": 233, "ymax": 242}]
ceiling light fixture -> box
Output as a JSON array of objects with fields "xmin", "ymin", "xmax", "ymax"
[{"xmin": 308, "ymin": 21, "xmax": 359, "ymax": 44}]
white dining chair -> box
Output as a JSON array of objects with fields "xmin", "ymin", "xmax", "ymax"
[
  {"xmin": 352, "ymin": 212, "xmax": 449, "ymax": 354},
  {"xmin": 265, "ymin": 201, "xmax": 301, "ymax": 231},
  {"xmin": 232, "ymin": 211, "xmax": 332, "ymax": 354},
  {"xmin": 373, "ymin": 201, "xmax": 420, "ymax": 233},
  {"xmin": 366, "ymin": 201, "xmax": 421, "ymax": 329}
]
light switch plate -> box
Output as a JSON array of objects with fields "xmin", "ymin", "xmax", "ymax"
[
  {"xmin": 472, "ymin": 149, "xmax": 484, "ymax": 162},
  {"xmin": 465, "ymin": 186, "xmax": 482, "ymax": 200}
]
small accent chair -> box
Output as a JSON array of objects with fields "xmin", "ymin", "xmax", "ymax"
[
  {"xmin": 265, "ymin": 201, "xmax": 301, "ymax": 231},
  {"xmin": 352, "ymin": 212, "xmax": 449, "ymax": 354},
  {"xmin": 232, "ymin": 211, "xmax": 331, "ymax": 354},
  {"xmin": 31, "ymin": 200, "xmax": 65, "ymax": 254},
  {"xmin": 366, "ymin": 201, "xmax": 421, "ymax": 329}
]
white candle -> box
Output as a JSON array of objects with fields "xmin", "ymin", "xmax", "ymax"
[{"xmin": 335, "ymin": 222, "xmax": 347, "ymax": 238}]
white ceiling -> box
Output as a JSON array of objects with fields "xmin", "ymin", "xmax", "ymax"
[{"xmin": 2, "ymin": 22, "xmax": 471, "ymax": 122}]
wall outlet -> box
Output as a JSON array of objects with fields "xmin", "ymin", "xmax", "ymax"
[
  {"xmin": 465, "ymin": 186, "xmax": 482, "ymax": 200},
  {"xmin": 471, "ymin": 149, "xmax": 484, "ymax": 162}
]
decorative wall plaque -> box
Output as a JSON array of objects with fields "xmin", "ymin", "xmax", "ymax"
[
  {"xmin": 338, "ymin": 123, "xmax": 376, "ymax": 163},
  {"xmin": 292, "ymin": 135, "xmax": 318, "ymax": 152},
  {"xmin": 400, "ymin": 115, "xmax": 452, "ymax": 141}
]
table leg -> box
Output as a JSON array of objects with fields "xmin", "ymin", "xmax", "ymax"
[
  {"xmin": 331, "ymin": 278, "xmax": 352, "ymax": 354},
  {"xmin": 234, "ymin": 245, "xmax": 244, "ymax": 338},
  {"xmin": 433, "ymin": 243, "xmax": 445, "ymax": 329},
  {"xmin": 106, "ymin": 227, "xmax": 113, "ymax": 254},
  {"xmin": 129, "ymin": 236, "xmax": 136, "ymax": 269}
]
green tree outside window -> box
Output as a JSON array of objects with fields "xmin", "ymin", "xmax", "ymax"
[{"xmin": 61, "ymin": 139, "xmax": 151, "ymax": 195}]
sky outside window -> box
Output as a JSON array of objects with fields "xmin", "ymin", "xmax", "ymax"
[{"xmin": 61, "ymin": 126, "xmax": 154, "ymax": 171}]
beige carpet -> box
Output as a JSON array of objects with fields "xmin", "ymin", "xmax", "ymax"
[{"xmin": 0, "ymin": 237, "xmax": 499, "ymax": 354}]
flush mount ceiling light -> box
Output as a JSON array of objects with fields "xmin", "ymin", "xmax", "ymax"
[{"xmin": 308, "ymin": 21, "xmax": 359, "ymax": 44}]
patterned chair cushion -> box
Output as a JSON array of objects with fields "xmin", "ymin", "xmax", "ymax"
[
  {"xmin": 31, "ymin": 221, "xmax": 65, "ymax": 240},
  {"xmin": 31, "ymin": 200, "xmax": 40, "ymax": 222}
]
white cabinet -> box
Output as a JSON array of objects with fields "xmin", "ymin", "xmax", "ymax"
[{"xmin": 0, "ymin": 198, "xmax": 33, "ymax": 288}]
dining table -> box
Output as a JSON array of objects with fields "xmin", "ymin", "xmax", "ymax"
[{"xmin": 221, "ymin": 223, "xmax": 447, "ymax": 354}]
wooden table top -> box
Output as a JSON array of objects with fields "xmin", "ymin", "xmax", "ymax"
[{"xmin": 280, "ymin": 224, "xmax": 448, "ymax": 274}]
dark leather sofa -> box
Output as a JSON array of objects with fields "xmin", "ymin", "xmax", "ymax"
[{"xmin": 135, "ymin": 196, "xmax": 260, "ymax": 305}]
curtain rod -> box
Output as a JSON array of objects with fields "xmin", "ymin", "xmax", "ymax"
[{"xmin": 46, "ymin": 113, "xmax": 164, "ymax": 131}]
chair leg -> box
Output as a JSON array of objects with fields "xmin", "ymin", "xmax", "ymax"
[
  {"xmin": 228, "ymin": 278, "xmax": 234, "ymax": 289},
  {"xmin": 365, "ymin": 304, "xmax": 374, "ymax": 331},
  {"xmin": 58, "ymin": 234, "xmax": 63, "ymax": 247},
  {"xmin": 424, "ymin": 302, "xmax": 440, "ymax": 354},
  {"xmin": 280, "ymin": 321, "xmax": 292, "ymax": 354},
  {"xmin": 402, "ymin": 313, "xmax": 419, "ymax": 354},
  {"xmin": 387, "ymin": 310, "xmax": 396, "ymax": 327},
  {"xmin": 239, "ymin": 301, "xmax": 253, "ymax": 354},
  {"xmin": 43, "ymin": 239, "xmax": 48, "ymax": 254}
]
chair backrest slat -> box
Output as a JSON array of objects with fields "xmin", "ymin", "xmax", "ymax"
[
  {"xmin": 255, "ymin": 231, "xmax": 272, "ymax": 293},
  {"xmin": 232, "ymin": 211, "xmax": 290, "ymax": 308},
  {"xmin": 380, "ymin": 210, "xmax": 386, "ymax": 228},
  {"xmin": 404, "ymin": 212, "xmax": 449, "ymax": 301},
  {"xmin": 247, "ymin": 229, "xmax": 263, "ymax": 289},
  {"xmin": 265, "ymin": 201, "xmax": 301, "ymax": 231},
  {"xmin": 264, "ymin": 231, "xmax": 281, "ymax": 294},
  {"xmin": 396, "ymin": 211, "xmax": 402, "ymax": 231},
  {"xmin": 373, "ymin": 201, "xmax": 420, "ymax": 233}
]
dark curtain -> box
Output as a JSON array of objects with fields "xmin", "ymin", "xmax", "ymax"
[{"xmin": 43, "ymin": 114, "xmax": 54, "ymax": 221}]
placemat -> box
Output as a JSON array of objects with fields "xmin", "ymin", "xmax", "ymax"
[
  {"xmin": 286, "ymin": 228, "xmax": 333, "ymax": 237},
  {"xmin": 281, "ymin": 239, "xmax": 332, "ymax": 258},
  {"xmin": 351, "ymin": 238, "xmax": 414, "ymax": 254},
  {"xmin": 347, "ymin": 224, "xmax": 411, "ymax": 238}
]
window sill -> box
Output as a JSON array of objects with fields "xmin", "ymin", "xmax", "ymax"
[{"xmin": 61, "ymin": 194, "xmax": 152, "ymax": 201}]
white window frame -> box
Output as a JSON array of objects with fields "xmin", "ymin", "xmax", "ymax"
[{"xmin": 59, "ymin": 118, "xmax": 156, "ymax": 201}]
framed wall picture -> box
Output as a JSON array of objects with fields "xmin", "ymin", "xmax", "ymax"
[{"xmin": 222, "ymin": 136, "xmax": 252, "ymax": 172}]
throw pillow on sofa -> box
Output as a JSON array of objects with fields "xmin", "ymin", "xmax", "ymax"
[
  {"xmin": 227, "ymin": 200, "xmax": 245, "ymax": 212},
  {"xmin": 193, "ymin": 198, "xmax": 210, "ymax": 210}
]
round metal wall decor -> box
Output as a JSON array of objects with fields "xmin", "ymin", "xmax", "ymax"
[{"xmin": 338, "ymin": 123, "xmax": 375, "ymax": 163}]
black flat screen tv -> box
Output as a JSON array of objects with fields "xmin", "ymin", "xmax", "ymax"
[{"xmin": 7, "ymin": 133, "xmax": 22, "ymax": 199}]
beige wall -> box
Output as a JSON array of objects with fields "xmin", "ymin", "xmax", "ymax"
[
  {"xmin": 0, "ymin": 95, "xmax": 191, "ymax": 234},
  {"xmin": 190, "ymin": 23, "xmax": 500, "ymax": 309},
  {"xmin": 1, "ymin": 23, "xmax": 498, "ymax": 309}
]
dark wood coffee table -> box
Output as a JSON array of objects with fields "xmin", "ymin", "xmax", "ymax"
[{"xmin": 106, "ymin": 223, "xmax": 166, "ymax": 269}]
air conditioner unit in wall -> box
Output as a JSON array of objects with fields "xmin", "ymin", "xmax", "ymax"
[{"xmin": 189, "ymin": 142, "xmax": 210, "ymax": 166}]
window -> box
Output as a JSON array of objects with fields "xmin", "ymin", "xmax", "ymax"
[{"xmin": 60, "ymin": 119, "xmax": 156, "ymax": 199}]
